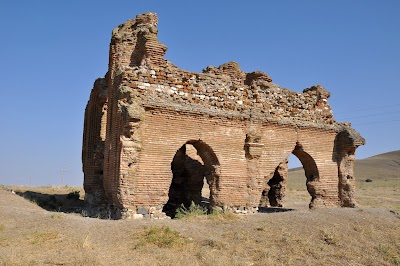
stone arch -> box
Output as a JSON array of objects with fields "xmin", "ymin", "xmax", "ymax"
[
  {"xmin": 162, "ymin": 140, "xmax": 220, "ymax": 217},
  {"xmin": 261, "ymin": 142, "xmax": 322, "ymax": 209},
  {"xmin": 292, "ymin": 143, "xmax": 321, "ymax": 208}
]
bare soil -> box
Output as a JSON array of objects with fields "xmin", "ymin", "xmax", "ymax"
[{"xmin": 0, "ymin": 151, "xmax": 399, "ymax": 266}]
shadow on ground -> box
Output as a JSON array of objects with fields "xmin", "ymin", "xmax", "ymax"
[
  {"xmin": 15, "ymin": 191, "xmax": 85, "ymax": 214},
  {"xmin": 14, "ymin": 190, "xmax": 295, "ymax": 216},
  {"xmin": 258, "ymin": 207, "xmax": 295, "ymax": 213}
]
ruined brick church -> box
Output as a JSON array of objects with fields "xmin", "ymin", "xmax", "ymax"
[{"xmin": 82, "ymin": 12, "xmax": 365, "ymax": 219}]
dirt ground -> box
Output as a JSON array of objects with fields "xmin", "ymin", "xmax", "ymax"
[
  {"xmin": 0, "ymin": 151, "xmax": 399, "ymax": 265},
  {"xmin": 0, "ymin": 184, "xmax": 399, "ymax": 266}
]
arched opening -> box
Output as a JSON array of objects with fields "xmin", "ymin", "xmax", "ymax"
[
  {"xmin": 162, "ymin": 140, "xmax": 220, "ymax": 217},
  {"xmin": 286, "ymin": 154, "xmax": 309, "ymax": 209},
  {"xmin": 260, "ymin": 143, "xmax": 320, "ymax": 209},
  {"xmin": 292, "ymin": 143, "xmax": 320, "ymax": 208},
  {"xmin": 259, "ymin": 158, "xmax": 288, "ymax": 208}
]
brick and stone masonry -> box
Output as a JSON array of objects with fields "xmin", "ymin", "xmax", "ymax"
[{"xmin": 82, "ymin": 12, "xmax": 365, "ymax": 219}]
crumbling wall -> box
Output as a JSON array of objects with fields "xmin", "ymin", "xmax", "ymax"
[
  {"xmin": 124, "ymin": 111, "xmax": 342, "ymax": 215},
  {"xmin": 101, "ymin": 12, "xmax": 167, "ymax": 213},
  {"xmin": 244, "ymin": 126, "xmax": 264, "ymax": 208},
  {"xmin": 82, "ymin": 78, "xmax": 108, "ymax": 206},
  {"xmin": 107, "ymin": 13, "xmax": 335, "ymax": 127},
  {"xmin": 82, "ymin": 12, "xmax": 364, "ymax": 218},
  {"xmin": 334, "ymin": 128, "xmax": 366, "ymax": 207},
  {"xmin": 256, "ymin": 126, "xmax": 339, "ymax": 210},
  {"xmin": 121, "ymin": 66, "xmax": 335, "ymax": 126}
]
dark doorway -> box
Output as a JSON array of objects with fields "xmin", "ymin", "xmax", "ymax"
[{"xmin": 163, "ymin": 140, "xmax": 220, "ymax": 217}]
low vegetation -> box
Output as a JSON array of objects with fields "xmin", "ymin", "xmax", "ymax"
[
  {"xmin": 175, "ymin": 202, "xmax": 208, "ymax": 219},
  {"xmin": 135, "ymin": 226, "xmax": 187, "ymax": 249},
  {"xmin": 28, "ymin": 231, "xmax": 61, "ymax": 245},
  {"xmin": 174, "ymin": 202, "xmax": 239, "ymax": 221},
  {"xmin": 0, "ymin": 151, "xmax": 399, "ymax": 265}
]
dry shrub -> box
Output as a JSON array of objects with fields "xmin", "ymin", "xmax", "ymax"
[
  {"xmin": 81, "ymin": 234, "xmax": 94, "ymax": 250},
  {"xmin": 201, "ymin": 238, "xmax": 226, "ymax": 250},
  {"xmin": 208, "ymin": 208, "xmax": 238, "ymax": 221},
  {"xmin": 28, "ymin": 231, "xmax": 61, "ymax": 245},
  {"xmin": 0, "ymin": 238, "xmax": 7, "ymax": 248},
  {"xmin": 175, "ymin": 202, "xmax": 207, "ymax": 219},
  {"xmin": 320, "ymin": 229, "xmax": 338, "ymax": 245},
  {"xmin": 377, "ymin": 243, "xmax": 400, "ymax": 265},
  {"xmin": 135, "ymin": 226, "xmax": 187, "ymax": 249},
  {"xmin": 175, "ymin": 202, "xmax": 238, "ymax": 221},
  {"xmin": 0, "ymin": 225, "xmax": 7, "ymax": 248}
]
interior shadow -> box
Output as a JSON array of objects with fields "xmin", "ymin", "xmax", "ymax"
[
  {"xmin": 15, "ymin": 191, "xmax": 85, "ymax": 214},
  {"xmin": 163, "ymin": 140, "xmax": 220, "ymax": 218}
]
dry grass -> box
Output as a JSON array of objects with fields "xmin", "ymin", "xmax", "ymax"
[
  {"xmin": 135, "ymin": 226, "xmax": 188, "ymax": 249},
  {"xmin": 354, "ymin": 151, "xmax": 400, "ymax": 212},
  {"xmin": 28, "ymin": 231, "xmax": 61, "ymax": 245},
  {"xmin": 1, "ymin": 187, "xmax": 399, "ymax": 266},
  {"xmin": 0, "ymin": 152, "xmax": 399, "ymax": 265}
]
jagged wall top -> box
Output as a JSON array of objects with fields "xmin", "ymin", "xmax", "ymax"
[
  {"xmin": 108, "ymin": 13, "xmax": 345, "ymax": 128},
  {"xmin": 108, "ymin": 12, "xmax": 168, "ymax": 81}
]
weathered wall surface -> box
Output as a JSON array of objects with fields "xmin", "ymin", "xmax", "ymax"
[
  {"xmin": 101, "ymin": 109, "xmax": 340, "ymax": 215},
  {"xmin": 82, "ymin": 12, "xmax": 365, "ymax": 218},
  {"xmin": 121, "ymin": 63, "xmax": 334, "ymax": 126},
  {"xmin": 82, "ymin": 78, "xmax": 108, "ymax": 206}
]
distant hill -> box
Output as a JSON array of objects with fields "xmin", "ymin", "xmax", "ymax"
[{"xmin": 354, "ymin": 150, "xmax": 400, "ymax": 180}]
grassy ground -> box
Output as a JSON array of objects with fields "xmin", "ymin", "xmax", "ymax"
[
  {"xmin": 0, "ymin": 151, "xmax": 399, "ymax": 265},
  {"xmin": 0, "ymin": 187, "xmax": 399, "ymax": 266},
  {"xmin": 285, "ymin": 173, "xmax": 400, "ymax": 212},
  {"xmin": 354, "ymin": 151, "xmax": 400, "ymax": 212}
]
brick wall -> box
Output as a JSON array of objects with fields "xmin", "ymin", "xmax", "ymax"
[
  {"xmin": 82, "ymin": 12, "xmax": 365, "ymax": 218},
  {"xmin": 114, "ymin": 110, "xmax": 342, "ymax": 213},
  {"xmin": 82, "ymin": 78, "xmax": 108, "ymax": 205}
]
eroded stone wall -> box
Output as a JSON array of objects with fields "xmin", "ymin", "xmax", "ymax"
[
  {"xmin": 121, "ymin": 65, "xmax": 334, "ymax": 126},
  {"xmin": 82, "ymin": 12, "xmax": 365, "ymax": 218},
  {"xmin": 334, "ymin": 128, "xmax": 366, "ymax": 207},
  {"xmin": 82, "ymin": 78, "xmax": 108, "ymax": 206}
]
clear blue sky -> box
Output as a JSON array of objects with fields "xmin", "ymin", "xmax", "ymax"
[{"xmin": 1, "ymin": 1, "xmax": 399, "ymax": 186}]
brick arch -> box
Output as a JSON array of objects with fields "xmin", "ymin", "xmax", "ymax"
[
  {"xmin": 292, "ymin": 144, "xmax": 319, "ymax": 182},
  {"xmin": 162, "ymin": 140, "xmax": 220, "ymax": 217},
  {"xmin": 187, "ymin": 140, "xmax": 221, "ymax": 207},
  {"xmin": 261, "ymin": 142, "xmax": 321, "ymax": 209},
  {"xmin": 292, "ymin": 142, "xmax": 321, "ymax": 208}
]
